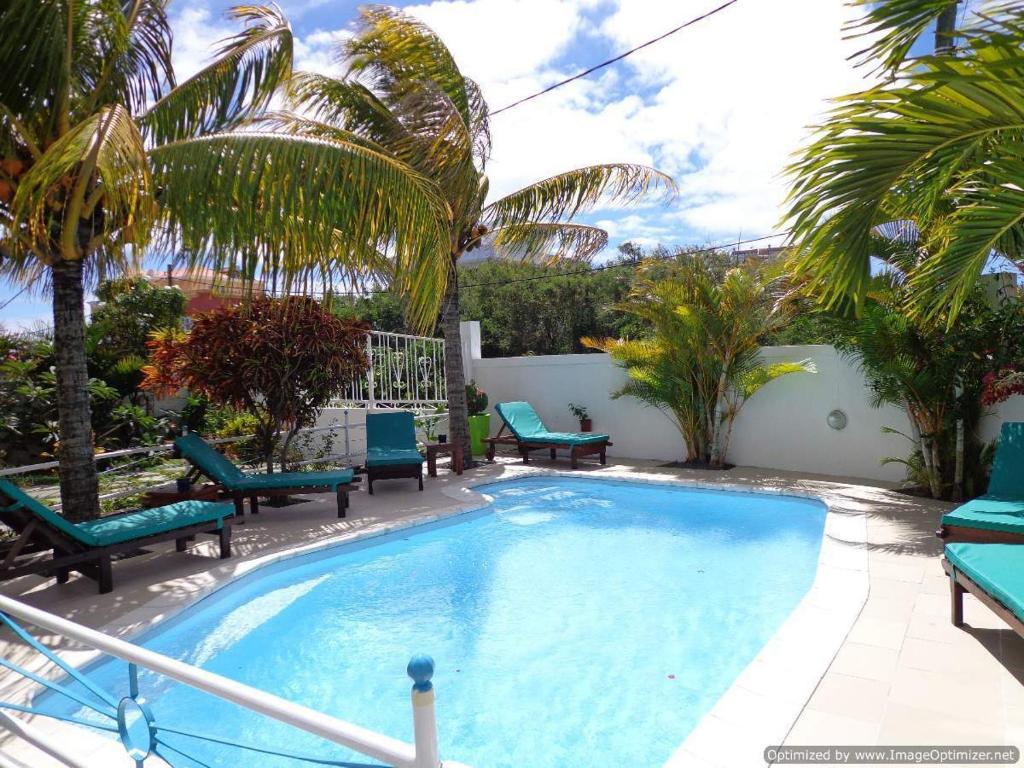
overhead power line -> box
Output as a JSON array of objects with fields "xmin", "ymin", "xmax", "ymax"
[
  {"xmin": 489, "ymin": 0, "xmax": 740, "ymax": 116},
  {"xmin": 0, "ymin": 284, "xmax": 30, "ymax": 313}
]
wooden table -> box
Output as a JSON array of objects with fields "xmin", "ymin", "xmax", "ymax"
[
  {"xmin": 141, "ymin": 483, "xmax": 222, "ymax": 508},
  {"xmin": 425, "ymin": 442, "xmax": 464, "ymax": 477}
]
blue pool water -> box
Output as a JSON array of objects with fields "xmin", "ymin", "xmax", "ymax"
[{"xmin": 44, "ymin": 478, "xmax": 826, "ymax": 767}]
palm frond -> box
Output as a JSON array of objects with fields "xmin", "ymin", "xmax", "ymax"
[
  {"xmin": 845, "ymin": 0, "xmax": 956, "ymax": 72},
  {"xmin": 255, "ymin": 110, "xmax": 393, "ymax": 154},
  {"xmin": 87, "ymin": 0, "xmax": 174, "ymax": 114},
  {"xmin": 489, "ymin": 222, "xmax": 609, "ymax": 264},
  {"xmin": 735, "ymin": 359, "xmax": 816, "ymax": 400},
  {"xmin": 345, "ymin": 5, "xmax": 473, "ymax": 130},
  {"xmin": 10, "ymin": 103, "xmax": 152, "ymax": 262},
  {"xmin": 483, "ymin": 164, "xmax": 676, "ymax": 231},
  {"xmin": 141, "ymin": 4, "xmax": 292, "ymax": 145},
  {"xmin": 784, "ymin": 38, "xmax": 1024, "ymax": 315},
  {"xmin": 289, "ymin": 71, "xmax": 477, "ymax": 204},
  {"xmin": 910, "ymin": 150, "xmax": 1024, "ymax": 318},
  {"xmin": 148, "ymin": 131, "xmax": 450, "ymax": 331},
  {"xmin": 0, "ymin": 0, "xmax": 66, "ymax": 124}
]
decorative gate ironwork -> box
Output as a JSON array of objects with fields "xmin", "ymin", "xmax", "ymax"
[{"xmin": 337, "ymin": 332, "xmax": 447, "ymax": 409}]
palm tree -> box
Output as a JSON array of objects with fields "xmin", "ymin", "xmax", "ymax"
[
  {"xmin": 0, "ymin": 2, "xmax": 450, "ymax": 520},
  {"xmin": 585, "ymin": 257, "xmax": 813, "ymax": 467},
  {"xmin": 273, "ymin": 6, "xmax": 675, "ymax": 460},
  {"xmin": 784, "ymin": 0, "xmax": 1024, "ymax": 321}
]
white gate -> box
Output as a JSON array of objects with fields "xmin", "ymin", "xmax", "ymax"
[{"xmin": 338, "ymin": 331, "xmax": 448, "ymax": 409}]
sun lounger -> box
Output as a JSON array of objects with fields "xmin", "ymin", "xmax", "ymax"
[
  {"xmin": 175, "ymin": 432, "xmax": 356, "ymax": 518},
  {"xmin": 0, "ymin": 479, "xmax": 232, "ymax": 594},
  {"xmin": 364, "ymin": 412, "xmax": 424, "ymax": 494},
  {"xmin": 485, "ymin": 401, "xmax": 611, "ymax": 469},
  {"xmin": 937, "ymin": 422, "xmax": 1024, "ymax": 543}
]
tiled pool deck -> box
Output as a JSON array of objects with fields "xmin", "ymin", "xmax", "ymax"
[{"xmin": 1, "ymin": 458, "xmax": 1021, "ymax": 767}]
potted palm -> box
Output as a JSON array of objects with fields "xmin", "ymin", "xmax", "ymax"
[
  {"xmin": 466, "ymin": 381, "xmax": 490, "ymax": 456},
  {"xmin": 569, "ymin": 403, "xmax": 592, "ymax": 432}
]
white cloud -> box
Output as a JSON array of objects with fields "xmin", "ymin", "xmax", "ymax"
[
  {"xmin": 168, "ymin": 6, "xmax": 236, "ymax": 81},
  {"xmin": 294, "ymin": 28, "xmax": 351, "ymax": 75},
  {"xmin": 402, "ymin": 0, "xmax": 876, "ymax": 240},
  {"xmin": 165, "ymin": 0, "xmax": 878, "ymax": 247}
]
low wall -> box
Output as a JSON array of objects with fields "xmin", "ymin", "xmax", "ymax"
[{"xmin": 469, "ymin": 345, "xmax": 1022, "ymax": 483}]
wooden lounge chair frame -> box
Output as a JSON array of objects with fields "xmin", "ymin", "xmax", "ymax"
[
  {"xmin": 943, "ymin": 555, "xmax": 1024, "ymax": 638},
  {"xmin": 936, "ymin": 523, "xmax": 1024, "ymax": 545},
  {"xmin": 175, "ymin": 448, "xmax": 357, "ymax": 519},
  {"xmin": 365, "ymin": 463, "xmax": 424, "ymax": 494},
  {"xmin": 0, "ymin": 495, "xmax": 232, "ymax": 595},
  {"xmin": 483, "ymin": 423, "xmax": 611, "ymax": 470}
]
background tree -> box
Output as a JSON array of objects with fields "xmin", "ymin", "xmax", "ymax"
[
  {"xmin": 585, "ymin": 257, "xmax": 813, "ymax": 467},
  {"xmin": 0, "ymin": 2, "xmax": 450, "ymax": 519},
  {"xmin": 143, "ymin": 297, "xmax": 369, "ymax": 473},
  {"xmin": 276, "ymin": 6, "xmax": 674, "ymax": 461},
  {"xmin": 785, "ymin": 1, "xmax": 1024, "ymax": 320},
  {"xmin": 88, "ymin": 276, "xmax": 186, "ymax": 402}
]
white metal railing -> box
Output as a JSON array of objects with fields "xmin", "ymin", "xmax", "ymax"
[
  {"xmin": 338, "ymin": 331, "xmax": 447, "ymax": 409},
  {"xmin": 0, "ymin": 595, "xmax": 464, "ymax": 768}
]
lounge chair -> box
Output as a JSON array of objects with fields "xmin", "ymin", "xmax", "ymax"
[
  {"xmin": 364, "ymin": 412, "xmax": 424, "ymax": 494},
  {"xmin": 0, "ymin": 479, "xmax": 232, "ymax": 594},
  {"xmin": 943, "ymin": 542, "xmax": 1024, "ymax": 639},
  {"xmin": 485, "ymin": 401, "xmax": 612, "ymax": 469},
  {"xmin": 937, "ymin": 422, "xmax": 1024, "ymax": 543},
  {"xmin": 174, "ymin": 432, "xmax": 356, "ymax": 518}
]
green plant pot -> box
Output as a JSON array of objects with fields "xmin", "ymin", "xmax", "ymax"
[{"xmin": 468, "ymin": 413, "xmax": 491, "ymax": 456}]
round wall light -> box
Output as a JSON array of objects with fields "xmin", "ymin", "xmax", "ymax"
[{"xmin": 827, "ymin": 409, "xmax": 848, "ymax": 431}]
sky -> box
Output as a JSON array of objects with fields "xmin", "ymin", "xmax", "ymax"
[{"xmin": 0, "ymin": 0, "xmax": 966, "ymax": 328}]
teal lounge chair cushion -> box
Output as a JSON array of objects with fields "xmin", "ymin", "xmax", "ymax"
[
  {"xmin": 0, "ymin": 479, "xmax": 92, "ymax": 545},
  {"xmin": 175, "ymin": 433, "xmax": 245, "ymax": 486},
  {"xmin": 231, "ymin": 469, "xmax": 355, "ymax": 491},
  {"xmin": 366, "ymin": 412, "xmax": 419, "ymax": 450},
  {"xmin": 74, "ymin": 500, "xmax": 231, "ymax": 546},
  {"xmin": 365, "ymin": 412, "xmax": 424, "ymax": 467},
  {"xmin": 0, "ymin": 479, "xmax": 229, "ymax": 548},
  {"xmin": 988, "ymin": 422, "xmax": 1024, "ymax": 499},
  {"xmin": 942, "ymin": 499, "xmax": 1024, "ymax": 534},
  {"xmin": 366, "ymin": 447, "xmax": 425, "ymax": 467},
  {"xmin": 495, "ymin": 402, "xmax": 610, "ymax": 445},
  {"xmin": 176, "ymin": 433, "xmax": 354, "ymax": 491},
  {"xmin": 945, "ymin": 542, "xmax": 1024, "ymax": 622}
]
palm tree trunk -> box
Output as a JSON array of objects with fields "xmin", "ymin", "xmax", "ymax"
[
  {"xmin": 51, "ymin": 258, "xmax": 101, "ymax": 522},
  {"xmin": 441, "ymin": 260, "xmax": 471, "ymax": 462},
  {"xmin": 709, "ymin": 370, "xmax": 729, "ymax": 467}
]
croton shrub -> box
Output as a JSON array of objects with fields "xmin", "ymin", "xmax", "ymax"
[{"xmin": 144, "ymin": 296, "xmax": 369, "ymax": 472}]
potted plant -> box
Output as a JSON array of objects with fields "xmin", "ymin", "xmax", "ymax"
[
  {"xmin": 466, "ymin": 381, "xmax": 490, "ymax": 456},
  {"xmin": 569, "ymin": 403, "xmax": 592, "ymax": 432}
]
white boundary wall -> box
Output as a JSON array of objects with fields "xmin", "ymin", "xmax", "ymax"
[{"xmin": 467, "ymin": 338, "xmax": 1024, "ymax": 483}]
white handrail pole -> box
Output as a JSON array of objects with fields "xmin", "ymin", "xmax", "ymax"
[
  {"xmin": 407, "ymin": 656, "xmax": 440, "ymax": 768},
  {"xmin": 0, "ymin": 596, "xmax": 417, "ymax": 768}
]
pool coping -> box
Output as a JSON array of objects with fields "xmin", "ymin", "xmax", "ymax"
[{"xmin": 2, "ymin": 465, "xmax": 868, "ymax": 768}]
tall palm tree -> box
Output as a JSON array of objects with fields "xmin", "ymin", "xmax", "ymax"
[
  {"xmin": 784, "ymin": 0, "xmax": 1024, "ymax": 321},
  {"xmin": 0, "ymin": 2, "xmax": 449, "ymax": 519},
  {"xmin": 273, "ymin": 6, "xmax": 675, "ymax": 460}
]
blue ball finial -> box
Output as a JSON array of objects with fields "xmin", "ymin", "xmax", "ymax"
[{"xmin": 407, "ymin": 655, "xmax": 435, "ymax": 692}]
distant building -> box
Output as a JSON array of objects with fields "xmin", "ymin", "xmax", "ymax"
[
  {"xmin": 730, "ymin": 246, "xmax": 789, "ymax": 263},
  {"xmin": 137, "ymin": 267, "xmax": 266, "ymax": 317}
]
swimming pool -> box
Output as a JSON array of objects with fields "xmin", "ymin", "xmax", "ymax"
[{"xmin": 45, "ymin": 477, "xmax": 827, "ymax": 767}]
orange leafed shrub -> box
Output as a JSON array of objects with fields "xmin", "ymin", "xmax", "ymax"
[{"xmin": 143, "ymin": 296, "xmax": 369, "ymax": 470}]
